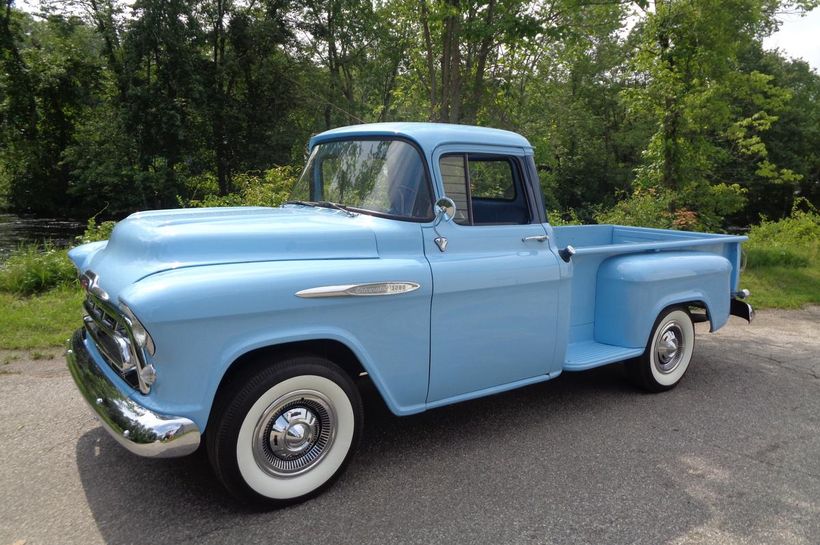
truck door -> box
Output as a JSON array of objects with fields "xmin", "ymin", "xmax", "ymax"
[{"xmin": 423, "ymin": 149, "xmax": 562, "ymax": 404}]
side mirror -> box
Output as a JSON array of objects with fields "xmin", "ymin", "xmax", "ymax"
[{"xmin": 435, "ymin": 197, "xmax": 456, "ymax": 222}]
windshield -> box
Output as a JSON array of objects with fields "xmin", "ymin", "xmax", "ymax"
[{"xmin": 290, "ymin": 139, "xmax": 434, "ymax": 220}]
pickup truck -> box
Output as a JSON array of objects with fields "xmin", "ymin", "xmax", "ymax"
[{"xmin": 66, "ymin": 122, "xmax": 753, "ymax": 506}]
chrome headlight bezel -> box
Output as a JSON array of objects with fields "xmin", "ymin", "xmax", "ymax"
[{"xmin": 118, "ymin": 302, "xmax": 156, "ymax": 357}]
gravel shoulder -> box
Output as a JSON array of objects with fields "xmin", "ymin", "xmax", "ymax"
[{"xmin": 1, "ymin": 307, "xmax": 818, "ymax": 545}]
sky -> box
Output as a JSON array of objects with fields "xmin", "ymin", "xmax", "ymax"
[{"xmin": 763, "ymin": 9, "xmax": 820, "ymax": 72}]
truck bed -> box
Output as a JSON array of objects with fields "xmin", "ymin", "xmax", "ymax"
[{"xmin": 552, "ymin": 225, "xmax": 747, "ymax": 371}]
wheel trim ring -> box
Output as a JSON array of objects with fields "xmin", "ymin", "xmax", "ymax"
[
  {"xmin": 654, "ymin": 322, "xmax": 685, "ymax": 374},
  {"xmin": 251, "ymin": 389, "xmax": 337, "ymax": 478}
]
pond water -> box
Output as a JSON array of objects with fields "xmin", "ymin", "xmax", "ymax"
[{"xmin": 0, "ymin": 213, "xmax": 85, "ymax": 261}]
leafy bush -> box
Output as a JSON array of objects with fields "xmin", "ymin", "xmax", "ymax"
[
  {"xmin": 683, "ymin": 183, "xmax": 748, "ymax": 231},
  {"xmin": 593, "ymin": 183, "xmax": 748, "ymax": 232},
  {"xmin": 0, "ymin": 215, "xmax": 122, "ymax": 295},
  {"xmin": 77, "ymin": 216, "xmax": 117, "ymax": 244},
  {"xmin": 182, "ymin": 192, "xmax": 247, "ymax": 208},
  {"xmin": 745, "ymin": 248, "xmax": 810, "ymax": 268},
  {"xmin": 181, "ymin": 166, "xmax": 298, "ymax": 208},
  {"xmin": 747, "ymin": 201, "xmax": 819, "ymax": 248},
  {"xmin": 594, "ymin": 188, "xmax": 685, "ymax": 229},
  {"xmin": 0, "ymin": 244, "xmax": 77, "ymax": 295},
  {"xmin": 548, "ymin": 208, "xmax": 585, "ymax": 226},
  {"xmin": 745, "ymin": 200, "xmax": 819, "ymax": 269}
]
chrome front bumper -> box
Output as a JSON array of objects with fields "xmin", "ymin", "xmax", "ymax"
[{"xmin": 66, "ymin": 329, "xmax": 201, "ymax": 458}]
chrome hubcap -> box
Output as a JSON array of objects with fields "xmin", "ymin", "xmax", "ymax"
[
  {"xmin": 655, "ymin": 322, "xmax": 684, "ymax": 374},
  {"xmin": 252, "ymin": 390, "xmax": 336, "ymax": 477},
  {"xmin": 270, "ymin": 407, "xmax": 318, "ymax": 457}
]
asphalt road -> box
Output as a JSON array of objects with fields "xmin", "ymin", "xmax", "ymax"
[{"xmin": 1, "ymin": 307, "xmax": 818, "ymax": 545}]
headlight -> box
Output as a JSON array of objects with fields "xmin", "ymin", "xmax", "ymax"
[{"xmin": 119, "ymin": 302, "xmax": 156, "ymax": 356}]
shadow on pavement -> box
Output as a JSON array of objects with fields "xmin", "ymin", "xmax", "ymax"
[
  {"xmin": 73, "ymin": 366, "xmax": 634, "ymax": 544},
  {"xmin": 74, "ymin": 353, "xmax": 819, "ymax": 545}
]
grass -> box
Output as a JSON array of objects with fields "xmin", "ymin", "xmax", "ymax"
[
  {"xmin": 0, "ymin": 219, "xmax": 109, "ymax": 351},
  {"xmin": 741, "ymin": 204, "xmax": 819, "ymax": 310},
  {"xmin": 742, "ymin": 262, "xmax": 820, "ymax": 309},
  {"xmin": 0, "ymin": 285, "xmax": 85, "ymax": 350}
]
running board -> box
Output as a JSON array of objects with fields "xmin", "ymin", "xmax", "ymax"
[{"xmin": 564, "ymin": 341, "xmax": 644, "ymax": 371}]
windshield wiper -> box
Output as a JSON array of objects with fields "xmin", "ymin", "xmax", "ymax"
[
  {"xmin": 284, "ymin": 200, "xmax": 317, "ymax": 207},
  {"xmin": 316, "ymin": 201, "xmax": 358, "ymax": 217},
  {"xmin": 284, "ymin": 200, "xmax": 358, "ymax": 218}
]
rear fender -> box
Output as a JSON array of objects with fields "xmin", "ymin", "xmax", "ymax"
[{"xmin": 594, "ymin": 252, "xmax": 732, "ymax": 348}]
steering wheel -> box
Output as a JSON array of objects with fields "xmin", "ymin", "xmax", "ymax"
[{"xmin": 389, "ymin": 183, "xmax": 416, "ymax": 216}]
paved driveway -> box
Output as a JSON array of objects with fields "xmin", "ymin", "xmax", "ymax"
[{"xmin": 1, "ymin": 307, "xmax": 818, "ymax": 545}]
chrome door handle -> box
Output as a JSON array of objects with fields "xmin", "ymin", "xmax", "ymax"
[{"xmin": 522, "ymin": 235, "xmax": 548, "ymax": 243}]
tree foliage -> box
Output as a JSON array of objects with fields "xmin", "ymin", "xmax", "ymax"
[{"xmin": 0, "ymin": 0, "xmax": 817, "ymax": 228}]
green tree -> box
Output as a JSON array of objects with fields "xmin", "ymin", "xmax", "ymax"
[
  {"xmin": 199, "ymin": 0, "xmax": 300, "ymax": 194},
  {"xmin": 0, "ymin": 7, "xmax": 103, "ymax": 214},
  {"xmin": 512, "ymin": 1, "xmax": 641, "ymax": 214},
  {"xmin": 729, "ymin": 44, "xmax": 820, "ymax": 221},
  {"xmin": 624, "ymin": 0, "xmax": 817, "ymax": 228},
  {"xmin": 409, "ymin": 0, "xmax": 544, "ymax": 123},
  {"xmin": 1, "ymin": 0, "xmax": 818, "ymax": 230}
]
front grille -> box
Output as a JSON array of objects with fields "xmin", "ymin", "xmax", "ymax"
[{"xmin": 83, "ymin": 292, "xmax": 140, "ymax": 389}]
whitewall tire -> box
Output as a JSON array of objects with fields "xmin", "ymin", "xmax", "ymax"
[
  {"xmin": 207, "ymin": 354, "xmax": 363, "ymax": 507},
  {"xmin": 627, "ymin": 307, "xmax": 695, "ymax": 392}
]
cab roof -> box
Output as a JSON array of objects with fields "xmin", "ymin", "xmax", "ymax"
[{"xmin": 309, "ymin": 122, "xmax": 533, "ymax": 153}]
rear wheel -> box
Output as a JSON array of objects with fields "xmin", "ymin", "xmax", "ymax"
[
  {"xmin": 626, "ymin": 307, "xmax": 695, "ymax": 392},
  {"xmin": 206, "ymin": 354, "xmax": 363, "ymax": 507}
]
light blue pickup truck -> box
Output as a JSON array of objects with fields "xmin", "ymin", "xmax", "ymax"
[{"xmin": 67, "ymin": 123, "xmax": 753, "ymax": 506}]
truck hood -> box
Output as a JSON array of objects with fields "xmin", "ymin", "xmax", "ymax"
[{"xmin": 71, "ymin": 206, "xmax": 378, "ymax": 297}]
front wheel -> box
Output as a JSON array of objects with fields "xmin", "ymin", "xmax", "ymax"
[
  {"xmin": 626, "ymin": 307, "xmax": 695, "ymax": 392},
  {"xmin": 206, "ymin": 355, "xmax": 363, "ymax": 507}
]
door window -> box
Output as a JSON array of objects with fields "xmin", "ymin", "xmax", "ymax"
[{"xmin": 439, "ymin": 154, "xmax": 530, "ymax": 225}]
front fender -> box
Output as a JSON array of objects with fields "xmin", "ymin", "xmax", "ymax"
[
  {"xmin": 117, "ymin": 258, "xmax": 433, "ymax": 431},
  {"xmin": 67, "ymin": 241, "xmax": 107, "ymax": 271},
  {"xmin": 212, "ymin": 326, "xmax": 428, "ymax": 419}
]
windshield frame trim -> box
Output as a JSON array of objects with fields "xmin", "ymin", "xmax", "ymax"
[{"xmin": 302, "ymin": 135, "xmax": 436, "ymax": 223}]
